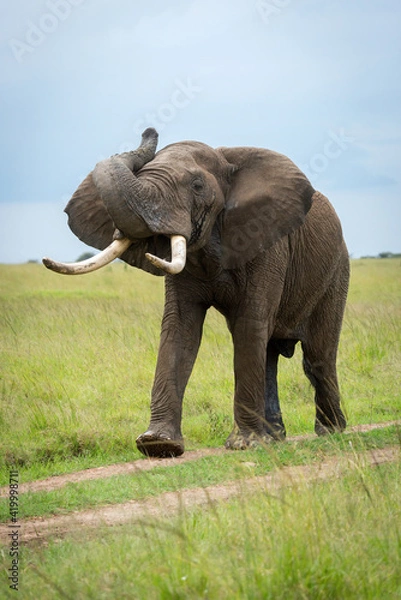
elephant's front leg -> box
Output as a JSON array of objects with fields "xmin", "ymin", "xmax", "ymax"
[
  {"xmin": 225, "ymin": 316, "xmax": 271, "ymax": 450},
  {"xmin": 136, "ymin": 291, "xmax": 206, "ymax": 458}
]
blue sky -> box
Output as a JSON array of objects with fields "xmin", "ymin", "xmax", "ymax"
[{"xmin": 0, "ymin": 0, "xmax": 400, "ymax": 263}]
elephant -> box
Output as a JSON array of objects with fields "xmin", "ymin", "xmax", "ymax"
[{"xmin": 43, "ymin": 127, "xmax": 349, "ymax": 458}]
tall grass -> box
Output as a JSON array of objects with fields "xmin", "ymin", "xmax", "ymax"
[
  {"xmin": 0, "ymin": 259, "xmax": 400, "ymax": 476},
  {"xmin": 5, "ymin": 458, "xmax": 400, "ymax": 599}
]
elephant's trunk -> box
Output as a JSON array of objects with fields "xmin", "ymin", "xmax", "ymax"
[
  {"xmin": 92, "ymin": 128, "xmax": 159, "ymax": 240},
  {"xmin": 42, "ymin": 127, "xmax": 188, "ymax": 276},
  {"xmin": 118, "ymin": 127, "xmax": 159, "ymax": 172}
]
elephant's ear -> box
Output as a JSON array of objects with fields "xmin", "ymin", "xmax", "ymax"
[
  {"xmin": 218, "ymin": 147, "xmax": 315, "ymax": 269},
  {"xmin": 65, "ymin": 173, "xmax": 164, "ymax": 276}
]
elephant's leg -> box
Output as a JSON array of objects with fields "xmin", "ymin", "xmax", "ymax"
[
  {"xmin": 302, "ymin": 286, "xmax": 347, "ymax": 435},
  {"xmin": 264, "ymin": 340, "xmax": 286, "ymax": 440},
  {"xmin": 225, "ymin": 317, "xmax": 272, "ymax": 450},
  {"xmin": 302, "ymin": 353, "xmax": 346, "ymax": 435},
  {"xmin": 136, "ymin": 298, "xmax": 207, "ymax": 458}
]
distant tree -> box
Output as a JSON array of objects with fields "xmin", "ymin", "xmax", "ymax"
[
  {"xmin": 27, "ymin": 259, "xmax": 38, "ymax": 264},
  {"xmin": 378, "ymin": 252, "xmax": 401, "ymax": 259},
  {"xmin": 77, "ymin": 252, "xmax": 95, "ymax": 261}
]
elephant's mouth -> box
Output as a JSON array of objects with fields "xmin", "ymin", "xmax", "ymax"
[
  {"xmin": 42, "ymin": 233, "xmax": 187, "ymax": 276},
  {"xmin": 143, "ymin": 233, "xmax": 186, "ymax": 274}
]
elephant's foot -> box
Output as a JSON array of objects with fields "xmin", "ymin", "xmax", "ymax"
[
  {"xmin": 315, "ymin": 417, "xmax": 346, "ymax": 437},
  {"xmin": 264, "ymin": 414, "xmax": 287, "ymax": 441},
  {"xmin": 225, "ymin": 426, "xmax": 275, "ymax": 451},
  {"xmin": 136, "ymin": 430, "xmax": 184, "ymax": 458}
]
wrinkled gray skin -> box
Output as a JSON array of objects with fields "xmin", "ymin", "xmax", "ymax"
[{"xmin": 63, "ymin": 128, "xmax": 349, "ymax": 457}]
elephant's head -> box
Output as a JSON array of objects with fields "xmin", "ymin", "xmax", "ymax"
[{"xmin": 43, "ymin": 129, "xmax": 314, "ymax": 275}]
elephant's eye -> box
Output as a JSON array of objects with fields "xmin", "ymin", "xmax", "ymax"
[{"xmin": 191, "ymin": 178, "xmax": 204, "ymax": 193}]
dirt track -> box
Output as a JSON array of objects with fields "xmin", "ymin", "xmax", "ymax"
[
  {"xmin": 1, "ymin": 420, "xmax": 399, "ymax": 499},
  {"xmin": 0, "ymin": 421, "xmax": 399, "ymax": 546}
]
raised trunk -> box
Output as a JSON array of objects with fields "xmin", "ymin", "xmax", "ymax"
[
  {"xmin": 119, "ymin": 127, "xmax": 159, "ymax": 171},
  {"xmin": 92, "ymin": 128, "xmax": 159, "ymax": 240},
  {"xmin": 92, "ymin": 157, "xmax": 155, "ymax": 239},
  {"xmin": 92, "ymin": 136, "xmax": 191, "ymax": 248},
  {"xmin": 43, "ymin": 128, "xmax": 188, "ymax": 275}
]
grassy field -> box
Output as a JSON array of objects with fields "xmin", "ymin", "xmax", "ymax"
[
  {"xmin": 7, "ymin": 460, "xmax": 400, "ymax": 600},
  {"xmin": 0, "ymin": 258, "xmax": 400, "ymax": 598},
  {"xmin": 0, "ymin": 258, "xmax": 400, "ymax": 479}
]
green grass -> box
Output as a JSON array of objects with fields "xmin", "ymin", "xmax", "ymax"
[
  {"xmin": 0, "ymin": 426, "xmax": 399, "ymax": 522},
  {"xmin": 0, "ymin": 259, "xmax": 400, "ymax": 481},
  {"xmin": 1, "ymin": 457, "xmax": 400, "ymax": 599},
  {"xmin": 0, "ymin": 259, "xmax": 400, "ymax": 598}
]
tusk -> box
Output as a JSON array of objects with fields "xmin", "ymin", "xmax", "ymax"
[
  {"xmin": 42, "ymin": 238, "xmax": 132, "ymax": 275},
  {"xmin": 145, "ymin": 235, "xmax": 187, "ymax": 275}
]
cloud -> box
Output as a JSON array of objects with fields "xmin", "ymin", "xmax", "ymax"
[
  {"xmin": 0, "ymin": 0, "xmax": 400, "ymax": 262},
  {"xmin": 132, "ymin": 0, "xmax": 251, "ymax": 48}
]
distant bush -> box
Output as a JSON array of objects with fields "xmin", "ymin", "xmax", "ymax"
[
  {"xmin": 378, "ymin": 252, "xmax": 401, "ymax": 259},
  {"xmin": 76, "ymin": 252, "xmax": 95, "ymax": 261},
  {"xmin": 360, "ymin": 252, "xmax": 401, "ymax": 259}
]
